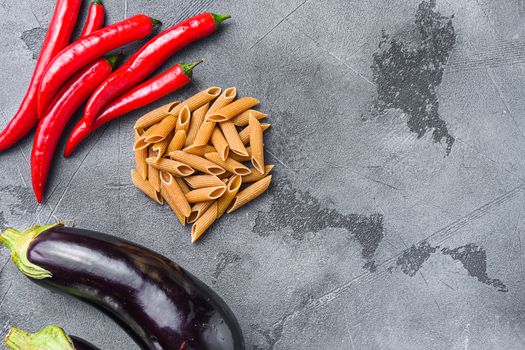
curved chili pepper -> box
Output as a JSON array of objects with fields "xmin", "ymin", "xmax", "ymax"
[
  {"xmin": 32, "ymin": 56, "xmax": 118, "ymax": 203},
  {"xmin": 0, "ymin": 0, "xmax": 82, "ymax": 152},
  {"xmin": 80, "ymin": 0, "xmax": 105, "ymax": 38},
  {"xmin": 37, "ymin": 14, "xmax": 159, "ymax": 118},
  {"xmin": 83, "ymin": 12, "xmax": 229, "ymax": 127},
  {"xmin": 64, "ymin": 60, "xmax": 202, "ymax": 157}
]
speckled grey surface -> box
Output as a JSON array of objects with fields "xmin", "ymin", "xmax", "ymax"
[{"xmin": 1, "ymin": 0, "xmax": 525, "ymax": 349}]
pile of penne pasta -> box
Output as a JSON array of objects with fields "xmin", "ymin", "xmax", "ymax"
[{"xmin": 131, "ymin": 87, "xmax": 273, "ymax": 242}]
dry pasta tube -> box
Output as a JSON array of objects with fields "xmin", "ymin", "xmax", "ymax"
[
  {"xmin": 184, "ymin": 175, "xmax": 225, "ymax": 189},
  {"xmin": 204, "ymin": 152, "xmax": 251, "ymax": 176},
  {"xmin": 242, "ymin": 165, "xmax": 274, "ymax": 183},
  {"xmin": 169, "ymin": 150, "xmax": 225, "ymax": 175},
  {"xmin": 175, "ymin": 177, "xmax": 191, "ymax": 194},
  {"xmin": 249, "ymin": 115, "xmax": 265, "ymax": 174},
  {"xmin": 144, "ymin": 115, "xmax": 177, "ymax": 144},
  {"xmin": 146, "ymin": 157, "xmax": 195, "ymax": 177},
  {"xmin": 183, "ymin": 145, "xmax": 217, "ymax": 157},
  {"xmin": 160, "ymin": 185, "xmax": 186, "ymax": 225},
  {"xmin": 151, "ymin": 130, "xmax": 173, "ymax": 162},
  {"xmin": 185, "ymin": 186, "xmax": 226, "ymax": 203},
  {"xmin": 205, "ymin": 87, "xmax": 237, "ymax": 117},
  {"xmin": 131, "ymin": 169, "xmax": 162, "ymax": 204},
  {"xmin": 176, "ymin": 105, "xmax": 191, "ymax": 133},
  {"xmin": 227, "ymin": 175, "xmax": 272, "ymax": 213},
  {"xmin": 187, "ymin": 120, "xmax": 215, "ymax": 148},
  {"xmin": 160, "ymin": 172, "xmax": 191, "ymax": 217},
  {"xmin": 229, "ymin": 148, "xmax": 251, "ymax": 163},
  {"xmin": 147, "ymin": 147, "xmax": 161, "ymax": 192},
  {"xmin": 239, "ymin": 123, "xmax": 271, "ymax": 145},
  {"xmin": 134, "ymin": 100, "xmax": 179, "ymax": 130},
  {"xmin": 231, "ymin": 110, "xmax": 267, "ymax": 127},
  {"xmin": 211, "ymin": 127, "xmax": 229, "ymax": 161},
  {"xmin": 188, "ymin": 201, "xmax": 214, "ymax": 224},
  {"xmin": 220, "ymin": 121, "xmax": 248, "ymax": 157},
  {"xmin": 135, "ymin": 87, "xmax": 221, "ymax": 129},
  {"xmin": 185, "ymin": 103, "xmax": 209, "ymax": 146},
  {"xmin": 191, "ymin": 202, "xmax": 218, "ymax": 243},
  {"xmin": 206, "ymin": 97, "xmax": 260, "ymax": 122},
  {"xmin": 166, "ymin": 130, "xmax": 186, "ymax": 154},
  {"xmin": 134, "ymin": 129, "xmax": 148, "ymax": 179},
  {"xmin": 217, "ymin": 175, "xmax": 242, "ymax": 218}
]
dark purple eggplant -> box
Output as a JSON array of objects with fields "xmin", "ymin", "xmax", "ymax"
[
  {"xmin": 4, "ymin": 325, "xmax": 100, "ymax": 350},
  {"xmin": 0, "ymin": 224, "xmax": 244, "ymax": 350}
]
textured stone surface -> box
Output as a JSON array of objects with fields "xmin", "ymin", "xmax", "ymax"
[{"xmin": 1, "ymin": 0, "xmax": 525, "ymax": 349}]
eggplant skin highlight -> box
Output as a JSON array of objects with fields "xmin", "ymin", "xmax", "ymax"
[{"xmin": 0, "ymin": 224, "xmax": 245, "ymax": 350}]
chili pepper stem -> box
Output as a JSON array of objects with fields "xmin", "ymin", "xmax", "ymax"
[
  {"xmin": 4, "ymin": 326, "xmax": 75, "ymax": 350},
  {"xmin": 0, "ymin": 223, "xmax": 62, "ymax": 279},
  {"xmin": 181, "ymin": 59, "xmax": 204, "ymax": 79},
  {"xmin": 211, "ymin": 13, "xmax": 231, "ymax": 28},
  {"xmin": 92, "ymin": 0, "xmax": 102, "ymax": 4},
  {"xmin": 150, "ymin": 17, "xmax": 162, "ymax": 26},
  {"xmin": 105, "ymin": 54, "xmax": 120, "ymax": 69}
]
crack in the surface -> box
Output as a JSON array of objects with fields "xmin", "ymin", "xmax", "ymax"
[
  {"xmin": 213, "ymin": 251, "xmax": 241, "ymax": 282},
  {"xmin": 21, "ymin": 27, "xmax": 45, "ymax": 59}
]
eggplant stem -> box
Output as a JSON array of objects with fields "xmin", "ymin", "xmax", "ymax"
[
  {"xmin": 0, "ymin": 223, "xmax": 62, "ymax": 279},
  {"xmin": 4, "ymin": 326, "xmax": 75, "ymax": 350}
]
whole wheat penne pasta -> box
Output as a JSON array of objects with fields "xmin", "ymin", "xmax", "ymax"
[
  {"xmin": 191, "ymin": 202, "xmax": 218, "ymax": 243},
  {"xmin": 134, "ymin": 100, "xmax": 179, "ymax": 130},
  {"xmin": 185, "ymin": 186, "xmax": 226, "ymax": 203},
  {"xmin": 175, "ymin": 177, "xmax": 191, "ymax": 194},
  {"xmin": 185, "ymin": 103, "xmax": 209, "ymax": 146},
  {"xmin": 176, "ymin": 105, "xmax": 191, "ymax": 133},
  {"xmin": 206, "ymin": 87, "xmax": 237, "ymax": 117},
  {"xmin": 183, "ymin": 145, "xmax": 217, "ymax": 157},
  {"xmin": 160, "ymin": 185, "xmax": 186, "ymax": 225},
  {"xmin": 166, "ymin": 130, "xmax": 186, "ymax": 154},
  {"xmin": 169, "ymin": 150, "xmax": 225, "ymax": 175},
  {"xmin": 146, "ymin": 157, "xmax": 195, "ymax": 177},
  {"xmin": 211, "ymin": 127, "xmax": 229, "ymax": 161},
  {"xmin": 218, "ymin": 171, "xmax": 233, "ymax": 179},
  {"xmin": 227, "ymin": 175, "xmax": 272, "ymax": 213},
  {"xmin": 231, "ymin": 110, "xmax": 268, "ymax": 127},
  {"xmin": 144, "ymin": 115, "xmax": 177, "ymax": 144},
  {"xmin": 134, "ymin": 122, "xmax": 160, "ymax": 150},
  {"xmin": 160, "ymin": 172, "xmax": 191, "ymax": 217},
  {"xmin": 205, "ymin": 152, "xmax": 251, "ymax": 176},
  {"xmin": 239, "ymin": 123, "xmax": 271, "ymax": 145},
  {"xmin": 135, "ymin": 87, "xmax": 221, "ymax": 129},
  {"xmin": 187, "ymin": 120, "xmax": 215, "ymax": 148},
  {"xmin": 184, "ymin": 175, "xmax": 225, "ymax": 189},
  {"xmin": 206, "ymin": 97, "xmax": 260, "ymax": 122},
  {"xmin": 152, "ymin": 130, "xmax": 173, "ymax": 162},
  {"xmin": 147, "ymin": 148, "xmax": 161, "ymax": 192},
  {"xmin": 134, "ymin": 129, "xmax": 148, "ymax": 179},
  {"xmin": 217, "ymin": 175, "xmax": 242, "ymax": 218},
  {"xmin": 242, "ymin": 165, "xmax": 274, "ymax": 183},
  {"xmin": 229, "ymin": 147, "xmax": 251, "ymax": 162},
  {"xmin": 131, "ymin": 169, "xmax": 162, "ymax": 204},
  {"xmin": 220, "ymin": 121, "xmax": 249, "ymax": 157},
  {"xmin": 249, "ymin": 115, "xmax": 265, "ymax": 174},
  {"xmin": 188, "ymin": 201, "xmax": 214, "ymax": 224}
]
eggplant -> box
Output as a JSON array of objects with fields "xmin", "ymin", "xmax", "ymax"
[
  {"xmin": 4, "ymin": 325, "xmax": 100, "ymax": 350},
  {"xmin": 0, "ymin": 224, "xmax": 244, "ymax": 350}
]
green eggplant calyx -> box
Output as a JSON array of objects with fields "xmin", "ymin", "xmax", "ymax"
[
  {"xmin": 4, "ymin": 326, "xmax": 75, "ymax": 350},
  {"xmin": 0, "ymin": 223, "xmax": 61, "ymax": 279}
]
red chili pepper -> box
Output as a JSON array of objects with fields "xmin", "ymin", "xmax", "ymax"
[
  {"xmin": 37, "ymin": 14, "xmax": 160, "ymax": 118},
  {"xmin": 80, "ymin": 0, "xmax": 105, "ymax": 38},
  {"xmin": 64, "ymin": 60, "xmax": 202, "ymax": 157},
  {"xmin": 0, "ymin": 0, "xmax": 82, "ymax": 152},
  {"xmin": 32, "ymin": 56, "xmax": 118, "ymax": 203},
  {"xmin": 83, "ymin": 12, "xmax": 230, "ymax": 126}
]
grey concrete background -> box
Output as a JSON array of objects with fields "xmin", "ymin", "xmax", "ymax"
[{"xmin": 1, "ymin": 0, "xmax": 525, "ymax": 349}]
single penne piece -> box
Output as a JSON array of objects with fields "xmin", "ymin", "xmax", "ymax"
[
  {"xmin": 160, "ymin": 172, "xmax": 191, "ymax": 217},
  {"xmin": 183, "ymin": 145, "xmax": 217, "ymax": 157},
  {"xmin": 134, "ymin": 129, "xmax": 148, "ymax": 179},
  {"xmin": 134, "ymin": 100, "xmax": 179, "ymax": 130},
  {"xmin": 144, "ymin": 115, "xmax": 177, "ymax": 144},
  {"xmin": 185, "ymin": 186, "xmax": 226, "ymax": 203},
  {"xmin": 220, "ymin": 121, "xmax": 249, "ymax": 157},
  {"xmin": 249, "ymin": 115, "xmax": 265, "ymax": 174},
  {"xmin": 211, "ymin": 127, "xmax": 229, "ymax": 161},
  {"xmin": 242, "ymin": 165, "xmax": 274, "ymax": 183},
  {"xmin": 231, "ymin": 110, "xmax": 268, "ymax": 127},
  {"xmin": 135, "ymin": 87, "xmax": 221, "ymax": 129},
  {"xmin": 147, "ymin": 148, "xmax": 161, "ymax": 192},
  {"xmin": 188, "ymin": 201, "xmax": 214, "ymax": 224},
  {"xmin": 187, "ymin": 120, "xmax": 216, "ymax": 148},
  {"xmin": 191, "ymin": 202, "xmax": 218, "ymax": 243},
  {"xmin": 185, "ymin": 103, "xmax": 209, "ymax": 146},
  {"xmin": 166, "ymin": 130, "xmax": 186, "ymax": 154},
  {"xmin": 151, "ymin": 130, "xmax": 173, "ymax": 162},
  {"xmin": 205, "ymin": 87, "xmax": 237, "ymax": 117},
  {"xmin": 227, "ymin": 175, "xmax": 272, "ymax": 213},
  {"xmin": 131, "ymin": 169, "xmax": 162, "ymax": 204},
  {"xmin": 184, "ymin": 175, "xmax": 225, "ymax": 189},
  {"xmin": 146, "ymin": 157, "xmax": 195, "ymax": 177},
  {"xmin": 160, "ymin": 184, "xmax": 186, "ymax": 225},
  {"xmin": 239, "ymin": 123, "xmax": 271, "ymax": 145},
  {"xmin": 206, "ymin": 97, "xmax": 260, "ymax": 122},
  {"xmin": 175, "ymin": 105, "xmax": 191, "ymax": 133},
  {"xmin": 134, "ymin": 122, "xmax": 160, "ymax": 150},
  {"xmin": 205, "ymin": 152, "xmax": 251, "ymax": 176},
  {"xmin": 217, "ymin": 175, "xmax": 242, "ymax": 218},
  {"xmin": 229, "ymin": 147, "xmax": 251, "ymax": 163},
  {"xmin": 175, "ymin": 177, "xmax": 191, "ymax": 194},
  {"xmin": 169, "ymin": 150, "xmax": 225, "ymax": 175},
  {"xmin": 217, "ymin": 171, "xmax": 233, "ymax": 179}
]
